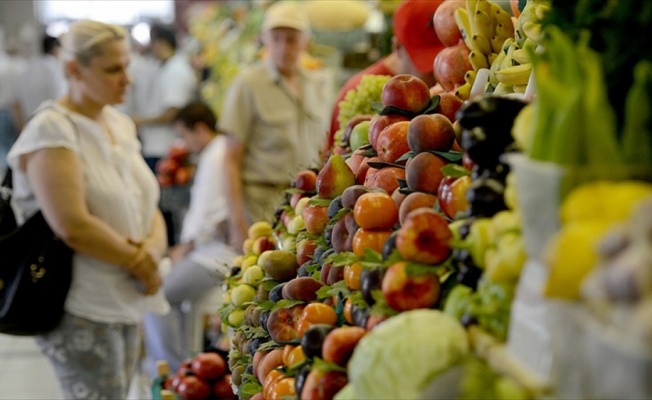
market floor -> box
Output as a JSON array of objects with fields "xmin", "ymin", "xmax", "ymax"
[{"xmin": 0, "ymin": 334, "xmax": 150, "ymax": 399}]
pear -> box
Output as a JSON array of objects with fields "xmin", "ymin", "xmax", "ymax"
[
  {"xmin": 261, "ymin": 250, "xmax": 299, "ymax": 282},
  {"xmin": 316, "ymin": 154, "xmax": 356, "ymax": 199}
]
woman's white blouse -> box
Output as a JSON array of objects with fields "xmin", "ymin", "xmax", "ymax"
[{"xmin": 7, "ymin": 101, "xmax": 166, "ymax": 324}]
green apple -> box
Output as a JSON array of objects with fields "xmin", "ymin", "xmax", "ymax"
[
  {"xmin": 349, "ymin": 120, "xmax": 371, "ymax": 151},
  {"xmin": 231, "ymin": 284, "xmax": 256, "ymax": 307},
  {"xmin": 242, "ymin": 265, "xmax": 264, "ymax": 286},
  {"xmin": 287, "ymin": 215, "xmax": 305, "ymax": 235},
  {"xmin": 227, "ymin": 308, "xmax": 245, "ymax": 327}
]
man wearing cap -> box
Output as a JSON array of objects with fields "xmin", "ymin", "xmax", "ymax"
[
  {"xmin": 220, "ymin": 1, "xmax": 331, "ymax": 250},
  {"xmin": 327, "ymin": 0, "xmax": 445, "ymax": 148}
]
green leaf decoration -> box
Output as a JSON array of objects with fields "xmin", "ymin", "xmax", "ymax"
[
  {"xmin": 240, "ymin": 380, "xmax": 263, "ymax": 396},
  {"xmin": 421, "ymin": 95, "xmax": 442, "ymax": 115},
  {"xmin": 429, "ymin": 150, "xmax": 464, "ymax": 163},
  {"xmin": 272, "ymin": 299, "xmax": 305, "ymax": 311},
  {"xmin": 308, "ymin": 197, "xmax": 332, "ymax": 207},
  {"xmin": 441, "ymin": 163, "xmax": 471, "ymax": 178},
  {"xmin": 363, "ymin": 248, "xmax": 384, "ymax": 264},
  {"xmin": 370, "ymin": 290, "xmax": 399, "ymax": 317},
  {"xmin": 359, "ymin": 147, "xmax": 378, "ymax": 157},
  {"xmin": 312, "ymin": 357, "xmax": 348, "ymax": 373}
]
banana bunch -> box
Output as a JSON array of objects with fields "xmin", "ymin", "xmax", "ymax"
[
  {"xmin": 454, "ymin": 0, "xmax": 515, "ymax": 98},
  {"xmin": 487, "ymin": 0, "xmax": 550, "ymax": 95}
]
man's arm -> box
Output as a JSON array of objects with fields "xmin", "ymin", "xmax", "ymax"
[{"xmin": 133, "ymin": 107, "xmax": 179, "ymax": 128}]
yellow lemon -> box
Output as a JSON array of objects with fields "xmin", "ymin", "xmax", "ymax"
[
  {"xmin": 560, "ymin": 181, "xmax": 652, "ymax": 224},
  {"xmin": 543, "ymin": 220, "xmax": 613, "ymax": 299}
]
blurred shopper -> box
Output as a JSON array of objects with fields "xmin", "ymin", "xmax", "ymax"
[
  {"xmin": 133, "ymin": 25, "xmax": 198, "ymax": 171},
  {"xmin": 220, "ymin": 0, "xmax": 331, "ymax": 250},
  {"xmin": 0, "ymin": 43, "xmax": 25, "ymax": 174},
  {"xmin": 327, "ymin": 0, "xmax": 445, "ymax": 148},
  {"xmin": 13, "ymin": 34, "xmax": 67, "ymax": 130},
  {"xmin": 6, "ymin": 20, "xmax": 168, "ymax": 399},
  {"xmin": 143, "ymin": 102, "xmax": 238, "ymax": 377}
]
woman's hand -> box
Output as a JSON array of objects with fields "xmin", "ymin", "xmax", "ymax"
[{"xmin": 124, "ymin": 242, "xmax": 162, "ymax": 295}]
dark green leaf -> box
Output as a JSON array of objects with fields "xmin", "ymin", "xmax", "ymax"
[
  {"xmin": 395, "ymin": 151, "xmax": 415, "ymax": 162},
  {"xmin": 429, "ymin": 150, "xmax": 464, "ymax": 162},
  {"xmin": 312, "ymin": 357, "xmax": 348, "ymax": 373},
  {"xmin": 378, "ymin": 105, "xmax": 418, "ymax": 118},
  {"xmin": 421, "ymin": 95, "xmax": 442, "ymax": 115},
  {"xmin": 363, "ymin": 248, "xmax": 383, "ymax": 264},
  {"xmin": 308, "ymin": 197, "xmax": 332, "ymax": 207},
  {"xmin": 366, "ymin": 161, "xmax": 406, "ymax": 170},
  {"xmin": 240, "ymin": 380, "xmax": 263, "ymax": 396},
  {"xmin": 359, "ymin": 147, "xmax": 378, "ymax": 157},
  {"xmin": 272, "ymin": 299, "xmax": 305, "ymax": 310}
]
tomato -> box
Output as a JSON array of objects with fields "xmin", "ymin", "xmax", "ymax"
[
  {"xmin": 343, "ymin": 297, "xmax": 354, "ymax": 325},
  {"xmin": 263, "ymin": 369, "xmax": 285, "ymax": 400},
  {"xmin": 285, "ymin": 345, "xmax": 307, "ymax": 369},
  {"xmin": 177, "ymin": 375, "xmax": 211, "ymax": 400},
  {"xmin": 191, "ymin": 352, "xmax": 227, "ymax": 380},
  {"xmin": 282, "ymin": 345, "xmax": 297, "ymax": 367},
  {"xmin": 344, "ymin": 262, "xmax": 363, "ymax": 290},
  {"xmin": 351, "ymin": 228, "xmax": 392, "ymax": 256},
  {"xmin": 353, "ymin": 192, "xmax": 398, "ymax": 230},
  {"xmin": 302, "ymin": 303, "xmax": 337, "ymax": 326},
  {"xmin": 269, "ymin": 377, "xmax": 296, "ymax": 400}
]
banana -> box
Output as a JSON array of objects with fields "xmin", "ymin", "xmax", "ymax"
[
  {"xmin": 500, "ymin": 42, "xmax": 517, "ymax": 70},
  {"xmin": 493, "ymin": 82, "xmax": 514, "ymax": 96},
  {"xmin": 489, "ymin": 49, "xmax": 506, "ymax": 85},
  {"xmin": 522, "ymin": 21, "xmax": 544, "ymax": 43},
  {"xmin": 487, "ymin": 52, "xmax": 498, "ymax": 65},
  {"xmin": 501, "ymin": 37, "xmax": 515, "ymax": 53},
  {"xmin": 454, "ymin": 8, "xmax": 473, "ymax": 48},
  {"xmin": 491, "ymin": 35, "xmax": 507, "ymax": 53},
  {"xmin": 495, "ymin": 63, "xmax": 532, "ymax": 86},
  {"xmin": 469, "ymin": 51, "xmax": 489, "ymax": 70},
  {"xmin": 512, "ymin": 48, "xmax": 531, "ymax": 64},
  {"xmin": 513, "ymin": 84, "xmax": 527, "ymax": 94},
  {"xmin": 475, "ymin": 0, "xmax": 492, "ymax": 16},
  {"xmin": 494, "ymin": 9, "xmax": 515, "ymax": 39},
  {"xmin": 489, "ymin": 2, "xmax": 503, "ymax": 16},
  {"xmin": 464, "ymin": 69, "xmax": 477, "ymax": 85},
  {"xmin": 466, "ymin": 0, "xmax": 478, "ymax": 19},
  {"xmin": 471, "ymin": 34, "xmax": 492, "ymax": 55},
  {"xmin": 455, "ymin": 81, "xmax": 472, "ymax": 100},
  {"xmin": 474, "ymin": 10, "xmax": 495, "ymax": 39}
]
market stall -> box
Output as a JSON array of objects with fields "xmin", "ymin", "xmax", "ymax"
[{"xmin": 154, "ymin": 0, "xmax": 652, "ymax": 399}]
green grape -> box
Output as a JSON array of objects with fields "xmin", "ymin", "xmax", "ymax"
[{"xmin": 337, "ymin": 74, "xmax": 391, "ymax": 129}]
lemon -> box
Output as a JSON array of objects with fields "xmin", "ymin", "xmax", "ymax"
[
  {"xmin": 543, "ymin": 220, "xmax": 613, "ymax": 299},
  {"xmin": 560, "ymin": 181, "xmax": 652, "ymax": 224}
]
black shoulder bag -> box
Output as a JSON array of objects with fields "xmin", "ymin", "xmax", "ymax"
[{"xmin": 0, "ymin": 109, "xmax": 75, "ymax": 336}]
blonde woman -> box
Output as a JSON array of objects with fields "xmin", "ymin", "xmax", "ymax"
[{"xmin": 7, "ymin": 20, "xmax": 167, "ymax": 398}]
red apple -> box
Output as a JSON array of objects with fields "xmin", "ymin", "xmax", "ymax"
[
  {"xmin": 381, "ymin": 261, "xmax": 440, "ymax": 312},
  {"xmin": 295, "ymin": 169, "xmax": 318, "ymax": 192},
  {"xmin": 396, "ymin": 208, "xmax": 452, "ymax": 264},
  {"xmin": 407, "ymin": 114, "xmax": 456, "ymax": 154},
  {"xmin": 381, "ymin": 74, "xmax": 432, "ymax": 113},
  {"xmin": 356, "ymin": 156, "xmax": 379, "ymax": 185},
  {"xmin": 437, "ymin": 175, "xmax": 471, "ymax": 219},
  {"xmin": 301, "ymin": 202, "xmax": 330, "ymax": 235},
  {"xmin": 405, "ymin": 152, "xmax": 448, "ymax": 194},
  {"xmin": 433, "ymin": 0, "xmax": 465, "ymax": 47},
  {"xmin": 376, "ymin": 121, "xmax": 411, "ymax": 163},
  {"xmin": 433, "ymin": 43, "xmax": 472, "ymax": 92},
  {"xmin": 436, "ymin": 92, "xmax": 464, "ymax": 123},
  {"xmin": 368, "ymin": 114, "xmax": 412, "ymax": 150},
  {"xmin": 345, "ymin": 148, "xmax": 366, "ymax": 177}
]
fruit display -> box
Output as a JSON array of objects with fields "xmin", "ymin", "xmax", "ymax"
[
  {"xmin": 157, "ymin": 352, "xmax": 235, "ymax": 400},
  {"xmin": 156, "ymin": 142, "xmax": 196, "ymax": 187},
  {"xmin": 170, "ymin": 1, "xmax": 652, "ymax": 399}
]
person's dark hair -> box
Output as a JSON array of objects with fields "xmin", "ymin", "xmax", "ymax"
[
  {"xmin": 42, "ymin": 35, "xmax": 60, "ymax": 55},
  {"xmin": 175, "ymin": 102, "xmax": 218, "ymax": 131},
  {"xmin": 150, "ymin": 25, "xmax": 177, "ymax": 50}
]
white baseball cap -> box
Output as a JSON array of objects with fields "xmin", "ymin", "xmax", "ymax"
[{"xmin": 262, "ymin": 1, "xmax": 310, "ymax": 33}]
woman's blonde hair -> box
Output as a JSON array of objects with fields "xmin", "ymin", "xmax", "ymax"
[{"xmin": 60, "ymin": 20, "xmax": 128, "ymax": 65}]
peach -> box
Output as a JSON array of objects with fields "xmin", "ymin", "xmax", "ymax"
[
  {"xmin": 294, "ymin": 169, "xmax": 318, "ymax": 192},
  {"xmin": 391, "ymin": 187, "xmax": 407, "ymax": 210},
  {"xmin": 381, "ymin": 261, "xmax": 440, "ymax": 312},
  {"xmin": 433, "ymin": 0, "xmax": 465, "ymax": 47},
  {"xmin": 407, "ymin": 114, "xmax": 456, "ymax": 154},
  {"xmin": 322, "ymin": 326, "xmax": 367, "ymax": 367},
  {"xmin": 399, "ymin": 191, "xmax": 439, "ymax": 225},
  {"xmin": 301, "ymin": 203, "xmax": 330, "ymax": 235},
  {"xmin": 331, "ymin": 212, "xmax": 358, "ymax": 253},
  {"xmin": 436, "ymin": 92, "xmax": 464, "ymax": 123},
  {"xmin": 433, "ymin": 43, "xmax": 472, "ymax": 92},
  {"xmin": 300, "ymin": 369, "xmax": 348, "ymax": 400},
  {"xmin": 256, "ymin": 348, "xmax": 284, "ymax": 384},
  {"xmin": 438, "ymin": 175, "xmax": 471, "ymax": 219},
  {"xmin": 396, "ymin": 208, "xmax": 452, "ymax": 264},
  {"xmin": 281, "ymin": 277, "xmax": 324, "ymax": 302},
  {"xmin": 364, "ymin": 166, "xmax": 406, "ymax": 195},
  {"xmin": 405, "ymin": 152, "xmax": 447, "ymax": 194},
  {"xmin": 266, "ymin": 304, "xmax": 307, "ymax": 344},
  {"xmin": 296, "ymin": 237, "xmax": 318, "ymax": 266}
]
